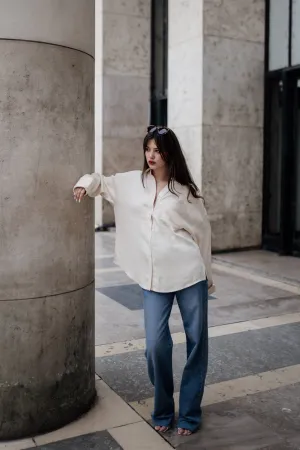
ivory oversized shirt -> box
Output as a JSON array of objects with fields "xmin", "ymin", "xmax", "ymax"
[{"xmin": 74, "ymin": 170, "xmax": 214, "ymax": 294}]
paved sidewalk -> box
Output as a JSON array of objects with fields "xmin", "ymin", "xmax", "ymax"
[{"xmin": 2, "ymin": 232, "xmax": 300, "ymax": 449}]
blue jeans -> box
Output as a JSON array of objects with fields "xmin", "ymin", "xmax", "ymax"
[{"xmin": 142, "ymin": 279, "xmax": 208, "ymax": 431}]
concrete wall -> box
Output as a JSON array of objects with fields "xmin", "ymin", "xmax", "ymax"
[
  {"xmin": 202, "ymin": 0, "xmax": 265, "ymax": 250},
  {"xmin": 168, "ymin": 0, "xmax": 204, "ymax": 188},
  {"xmin": 0, "ymin": 0, "xmax": 96, "ymax": 439},
  {"xmin": 102, "ymin": 0, "xmax": 151, "ymax": 223}
]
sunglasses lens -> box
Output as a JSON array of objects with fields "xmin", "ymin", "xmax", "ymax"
[
  {"xmin": 147, "ymin": 126, "xmax": 168, "ymax": 135},
  {"xmin": 148, "ymin": 126, "xmax": 156, "ymax": 133}
]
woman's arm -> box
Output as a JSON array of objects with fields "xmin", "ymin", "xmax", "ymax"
[
  {"xmin": 73, "ymin": 173, "xmax": 116, "ymax": 204},
  {"xmin": 198, "ymin": 210, "xmax": 215, "ymax": 295},
  {"xmin": 185, "ymin": 198, "xmax": 215, "ymax": 295}
]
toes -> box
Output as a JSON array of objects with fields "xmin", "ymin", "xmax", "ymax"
[
  {"xmin": 155, "ymin": 426, "xmax": 169, "ymax": 433},
  {"xmin": 178, "ymin": 428, "xmax": 192, "ymax": 436}
]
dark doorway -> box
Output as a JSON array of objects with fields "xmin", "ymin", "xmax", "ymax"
[
  {"xmin": 263, "ymin": 68, "xmax": 300, "ymax": 255},
  {"xmin": 150, "ymin": 0, "xmax": 168, "ymax": 126}
]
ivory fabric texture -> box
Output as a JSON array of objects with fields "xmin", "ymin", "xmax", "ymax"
[{"xmin": 74, "ymin": 170, "xmax": 215, "ymax": 294}]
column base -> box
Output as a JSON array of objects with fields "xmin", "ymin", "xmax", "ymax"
[{"xmin": 0, "ymin": 284, "xmax": 95, "ymax": 441}]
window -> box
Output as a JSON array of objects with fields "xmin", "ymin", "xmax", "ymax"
[
  {"xmin": 268, "ymin": 0, "xmax": 300, "ymax": 70},
  {"xmin": 268, "ymin": 0, "xmax": 290, "ymax": 70},
  {"xmin": 292, "ymin": 0, "xmax": 300, "ymax": 65},
  {"xmin": 150, "ymin": 0, "xmax": 168, "ymax": 126}
]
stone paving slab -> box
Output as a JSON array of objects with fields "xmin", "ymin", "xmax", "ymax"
[
  {"xmin": 202, "ymin": 382, "xmax": 300, "ymax": 448},
  {"xmin": 29, "ymin": 431, "xmax": 122, "ymax": 450},
  {"xmin": 165, "ymin": 412, "xmax": 281, "ymax": 449},
  {"xmin": 95, "ymin": 257, "xmax": 115, "ymax": 269},
  {"xmin": 97, "ymin": 284, "xmax": 144, "ymax": 311},
  {"xmin": 214, "ymin": 250, "xmax": 300, "ymax": 286},
  {"xmin": 95, "ymin": 323, "xmax": 300, "ymax": 403}
]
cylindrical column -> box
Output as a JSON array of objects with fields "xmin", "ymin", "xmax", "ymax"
[{"xmin": 0, "ymin": 0, "xmax": 96, "ymax": 440}]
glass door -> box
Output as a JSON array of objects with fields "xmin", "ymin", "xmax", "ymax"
[
  {"xmin": 263, "ymin": 75, "xmax": 284, "ymax": 252},
  {"xmin": 263, "ymin": 68, "xmax": 300, "ymax": 255},
  {"xmin": 263, "ymin": 1, "xmax": 300, "ymax": 255},
  {"xmin": 291, "ymin": 74, "xmax": 300, "ymax": 254}
]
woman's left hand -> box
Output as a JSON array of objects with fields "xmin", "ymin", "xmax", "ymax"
[{"xmin": 73, "ymin": 187, "xmax": 86, "ymax": 203}]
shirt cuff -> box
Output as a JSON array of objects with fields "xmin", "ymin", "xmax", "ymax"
[{"xmin": 208, "ymin": 284, "xmax": 216, "ymax": 295}]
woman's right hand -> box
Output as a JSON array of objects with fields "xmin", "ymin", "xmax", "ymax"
[{"xmin": 73, "ymin": 187, "xmax": 86, "ymax": 203}]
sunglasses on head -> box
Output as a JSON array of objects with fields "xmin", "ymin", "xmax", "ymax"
[{"xmin": 147, "ymin": 125, "xmax": 169, "ymax": 135}]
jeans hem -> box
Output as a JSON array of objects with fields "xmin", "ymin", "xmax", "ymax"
[
  {"xmin": 177, "ymin": 419, "xmax": 201, "ymax": 432},
  {"xmin": 152, "ymin": 415, "xmax": 174, "ymax": 427}
]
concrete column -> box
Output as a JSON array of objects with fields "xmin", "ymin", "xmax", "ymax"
[
  {"xmin": 168, "ymin": 0, "xmax": 265, "ymax": 251},
  {"xmin": 202, "ymin": 0, "xmax": 265, "ymax": 251},
  {"xmin": 0, "ymin": 0, "xmax": 96, "ymax": 440},
  {"xmin": 101, "ymin": 0, "xmax": 151, "ymax": 224},
  {"xmin": 168, "ymin": 0, "xmax": 204, "ymax": 189},
  {"xmin": 95, "ymin": 0, "xmax": 103, "ymax": 228}
]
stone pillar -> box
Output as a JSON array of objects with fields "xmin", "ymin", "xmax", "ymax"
[
  {"xmin": 101, "ymin": 0, "xmax": 151, "ymax": 224},
  {"xmin": 202, "ymin": 0, "xmax": 265, "ymax": 251},
  {"xmin": 168, "ymin": 0, "xmax": 204, "ymax": 189},
  {"xmin": 168, "ymin": 0, "xmax": 265, "ymax": 251},
  {"xmin": 95, "ymin": 0, "xmax": 104, "ymax": 228},
  {"xmin": 0, "ymin": 0, "xmax": 96, "ymax": 440}
]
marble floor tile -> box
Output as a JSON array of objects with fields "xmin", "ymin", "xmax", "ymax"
[
  {"xmin": 95, "ymin": 257, "xmax": 116, "ymax": 269},
  {"xmin": 97, "ymin": 284, "xmax": 143, "ymax": 310},
  {"xmin": 288, "ymin": 434, "xmax": 300, "ymax": 448},
  {"xmin": 0, "ymin": 440, "xmax": 35, "ymax": 450},
  {"xmin": 214, "ymin": 250, "xmax": 300, "ymax": 286},
  {"xmin": 95, "ymin": 312, "xmax": 300, "ymax": 357},
  {"xmin": 95, "ymin": 233, "xmax": 115, "ymax": 256},
  {"xmin": 31, "ymin": 431, "xmax": 122, "ymax": 449},
  {"xmin": 96, "ymin": 323, "xmax": 300, "ymax": 402},
  {"xmin": 129, "ymin": 365, "xmax": 300, "ymax": 423},
  {"xmin": 203, "ymin": 382, "xmax": 300, "ymax": 448},
  {"xmin": 169, "ymin": 412, "xmax": 281, "ymax": 449},
  {"xmin": 213, "ymin": 263, "xmax": 300, "ymax": 297},
  {"xmin": 95, "ymin": 270, "xmax": 134, "ymax": 288},
  {"xmin": 34, "ymin": 381, "xmax": 141, "ymax": 446},
  {"xmin": 109, "ymin": 422, "xmax": 172, "ymax": 450},
  {"xmin": 94, "ymin": 290, "xmax": 146, "ymax": 345}
]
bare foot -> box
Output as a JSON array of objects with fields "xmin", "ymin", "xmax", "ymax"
[
  {"xmin": 178, "ymin": 427, "xmax": 192, "ymax": 436},
  {"xmin": 155, "ymin": 425, "xmax": 170, "ymax": 433}
]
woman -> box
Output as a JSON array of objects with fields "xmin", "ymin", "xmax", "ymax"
[{"xmin": 74, "ymin": 126, "xmax": 215, "ymax": 436}]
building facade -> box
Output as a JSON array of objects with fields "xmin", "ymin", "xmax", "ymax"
[{"xmin": 96, "ymin": 1, "xmax": 299, "ymax": 256}]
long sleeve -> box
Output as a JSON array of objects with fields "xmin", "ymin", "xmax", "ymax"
[
  {"xmin": 185, "ymin": 198, "xmax": 215, "ymax": 295},
  {"xmin": 73, "ymin": 173, "xmax": 116, "ymax": 204},
  {"xmin": 198, "ymin": 212, "xmax": 215, "ymax": 295}
]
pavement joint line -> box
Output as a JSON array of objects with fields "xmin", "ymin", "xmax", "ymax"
[
  {"xmin": 107, "ymin": 420, "xmax": 144, "ymax": 431},
  {"xmin": 212, "ymin": 262, "xmax": 300, "ymax": 295},
  {"xmin": 129, "ymin": 364, "xmax": 300, "ymax": 421},
  {"xmin": 95, "ymin": 312, "xmax": 300, "ymax": 357}
]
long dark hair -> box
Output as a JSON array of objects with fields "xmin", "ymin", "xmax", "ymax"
[{"xmin": 142, "ymin": 126, "xmax": 202, "ymax": 200}]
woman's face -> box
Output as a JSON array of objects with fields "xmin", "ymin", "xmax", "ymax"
[{"xmin": 145, "ymin": 139, "xmax": 167, "ymax": 172}]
